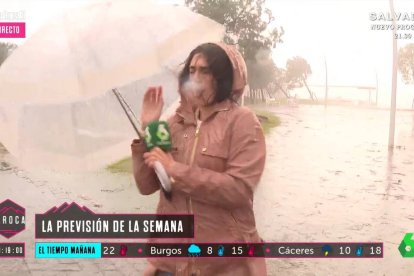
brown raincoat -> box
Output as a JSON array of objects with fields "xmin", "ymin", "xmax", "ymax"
[{"xmin": 131, "ymin": 43, "xmax": 267, "ymax": 276}]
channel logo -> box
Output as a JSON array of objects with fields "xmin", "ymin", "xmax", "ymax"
[{"xmin": 399, "ymin": 233, "xmax": 414, "ymax": 258}]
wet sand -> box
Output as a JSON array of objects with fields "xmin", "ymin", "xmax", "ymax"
[
  {"xmin": 0, "ymin": 145, "xmax": 153, "ymax": 275},
  {"xmin": 255, "ymin": 104, "xmax": 414, "ymax": 275},
  {"xmin": 1, "ymin": 104, "xmax": 413, "ymax": 275}
]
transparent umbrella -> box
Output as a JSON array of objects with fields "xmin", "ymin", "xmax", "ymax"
[{"xmin": 0, "ymin": 0, "xmax": 224, "ymax": 171}]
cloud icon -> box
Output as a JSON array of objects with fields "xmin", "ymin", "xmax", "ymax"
[{"xmin": 188, "ymin": 244, "xmax": 201, "ymax": 255}]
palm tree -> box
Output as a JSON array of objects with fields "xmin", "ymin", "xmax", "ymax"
[{"xmin": 286, "ymin": 56, "xmax": 315, "ymax": 100}]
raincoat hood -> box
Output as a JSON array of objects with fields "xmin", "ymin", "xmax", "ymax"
[
  {"xmin": 176, "ymin": 42, "xmax": 248, "ymax": 123},
  {"xmin": 214, "ymin": 42, "xmax": 248, "ymax": 99}
]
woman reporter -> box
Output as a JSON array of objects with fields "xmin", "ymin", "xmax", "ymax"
[{"xmin": 131, "ymin": 42, "xmax": 267, "ymax": 276}]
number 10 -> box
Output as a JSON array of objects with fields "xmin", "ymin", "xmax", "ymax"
[{"xmin": 339, "ymin": 246, "xmax": 351, "ymax": 254}]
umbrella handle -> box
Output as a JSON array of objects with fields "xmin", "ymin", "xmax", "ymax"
[
  {"xmin": 112, "ymin": 88, "xmax": 172, "ymax": 195},
  {"xmin": 154, "ymin": 161, "xmax": 172, "ymax": 193}
]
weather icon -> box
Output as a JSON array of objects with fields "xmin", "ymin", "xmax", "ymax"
[
  {"xmin": 119, "ymin": 245, "xmax": 128, "ymax": 256},
  {"xmin": 355, "ymin": 246, "xmax": 363, "ymax": 256},
  {"xmin": 188, "ymin": 244, "xmax": 201, "ymax": 257},
  {"xmin": 218, "ymin": 245, "xmax": 225, "ymax": 257},
  {"xmin": 248, "ymin": 245, "xmax": 255, "ymax": 257},
  {"xmin": 322, "ymin": 245, "xmax": 333, "ymax": 256}
]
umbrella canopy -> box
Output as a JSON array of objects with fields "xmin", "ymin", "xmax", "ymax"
[{"xmin": 0, "ymin": 0, "xmax": 224, "ymax": 171}]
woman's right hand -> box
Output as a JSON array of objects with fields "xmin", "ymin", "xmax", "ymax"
[{"xmin": 140, "ymin": 86, "xmax": 164, "ymax": 129}]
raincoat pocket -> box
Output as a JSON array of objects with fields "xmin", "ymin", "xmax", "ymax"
[
  {"xmin": 198, "ymin": 143, "xmax": 229, "ymax": 171},
  {"xmin": 229, "ymin": 211, "xmax": 246, "ymax": 242}
]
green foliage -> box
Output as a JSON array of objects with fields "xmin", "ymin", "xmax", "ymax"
[
  {"xmin": 185, "ymin": 0, "xmax": 283, "ymax": 89},
  {"xmin": 106, "ymin": 157, "xmax": 132, "ymax": 174},
  {"xmin": 246, "ymin": 50, "xmax": 278, "ymax": 89},
  {"xmin": 253, "ymin": 109, "xmax": 281, "ymax": 135},
  {"xmin": 0, "ymin": 42, "xmax": 17, "ymax": 66},
  {"xmin": 186, "ymin": 0, "xmax": 283, "ymax": 59},
  {"xmin": 398, "ymin": 43, "xmax": 414, "ymax": 84}
]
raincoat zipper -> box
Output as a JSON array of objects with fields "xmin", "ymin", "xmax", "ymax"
[
  {"xmin": 189, "ymin": 119, "xmax": 202, "ymax": 166},
  {"xmin": 186, "ymin": 119, "xmax": 201, "ymax": 276},
  {"xmin": 187, "ymin": 119, "xmax": 201, "ymax": 213},
  {"xmin": 176, "ymin": 106, "xmax": 229, "ymax": 275}
]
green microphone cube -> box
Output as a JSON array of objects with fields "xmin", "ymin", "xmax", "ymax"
[{"xmin": 144, "ymin": 121, "xmax": 172, "ymax": 152}]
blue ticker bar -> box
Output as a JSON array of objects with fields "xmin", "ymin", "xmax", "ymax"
[{"xmin": 35, "ymin": 242, "xmax": 101, "ymax": 258}]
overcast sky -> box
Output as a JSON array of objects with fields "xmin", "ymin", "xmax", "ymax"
[
  {"xmin": 1, "ymin": 0, "xmax": 413, "ymax": 92},
  {"xmin": 267, "ymin": 0, "xmax": 413, "ymax": 87}
]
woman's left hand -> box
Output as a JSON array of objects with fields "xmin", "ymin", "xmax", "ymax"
[{"xmin": 143, "ymin": 147, "xmax": 176, "ymax": 175}]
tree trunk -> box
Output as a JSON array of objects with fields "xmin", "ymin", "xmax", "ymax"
[
  {"xmin": 274, "ymin": 82, "xmax": 290, "ymax": 98},
  {"xmin": 302, "ymin": 77, "xmax": 315, "ymax": 101}
]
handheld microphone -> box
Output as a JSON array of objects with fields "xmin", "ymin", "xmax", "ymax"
[
  {"xmin": 144, "ymin": 121, "xmax": 172, "ymax": 152},
  {"xmin": 144, "ymin": 121, "xmax": 173, "ymax": 194}
]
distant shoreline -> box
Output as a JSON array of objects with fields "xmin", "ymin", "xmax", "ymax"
[{"xmin": 248, "ymin": 98, "xmax": 414, "ymax": 112}]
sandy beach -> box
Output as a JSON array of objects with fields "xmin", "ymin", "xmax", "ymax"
[{"xmin": 1, "ymin": 104, "xmax": 413, "ymax": 275}]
